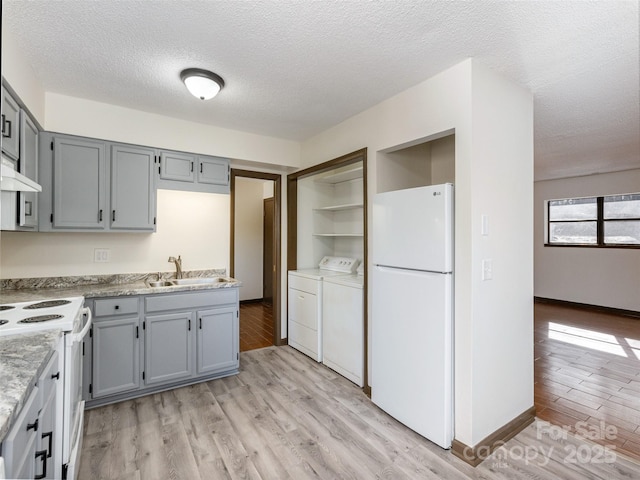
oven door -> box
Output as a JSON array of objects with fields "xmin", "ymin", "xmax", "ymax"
[{"xmin": 63, "ymin": 307, "xmax": 92, "ymax": 479}]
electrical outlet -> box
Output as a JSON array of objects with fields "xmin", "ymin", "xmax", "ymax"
[
  {"xmin": 482, "ymin": 259, "xmax": 493, "ymax": 281},
  {"xmin": 94, "ymin": 248, "xmax": 111, "ymax": 263}
]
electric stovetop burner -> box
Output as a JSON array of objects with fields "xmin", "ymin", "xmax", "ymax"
[
  {"xmin": 18, "ymin": 314, "xmax": 64, "ymax": 324},
  {"xmin": 24, "ymin": 300, "xmax": 72, "ymax": 310},
  {"xmin": 0, "ymin": 306, "xmax": 15, "ymax": 311},
  {"xmin": 0, "ymin": 320, "xmax": 8, "ymax": 326}
]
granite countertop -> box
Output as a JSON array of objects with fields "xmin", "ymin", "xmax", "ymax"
[
  {"xmin": 0, "ymin": 269, "xmax": 242, "ymax": 304},
  {"xmin": 0, "ymin": 330, "xmax": 62, "ymax": 441}
]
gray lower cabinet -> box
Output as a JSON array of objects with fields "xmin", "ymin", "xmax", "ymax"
[
  {"xmin": 90, "ymin": 296, "xmax": 140, "ymax": 399},
  {"xmin": 197, "ymin": 306, "xmax": 238, "ymax": 375},
  {"xmin": 144, "ymin": 311, "xmax": 193, "ymax": 385},
  {"xmin": 1, "ymin": 85, "xmax": 20, "ymax": 161},
  {"xmin": 87, "ymin": 287, "xmax": 239, "ymax": 407},
  {"xmin": 2, "ymin": 345, "xmax": 61, "ymax": 480},
  {"xmin": 92, "ymin": 316, "xmax": 140, "ymax": 398}
]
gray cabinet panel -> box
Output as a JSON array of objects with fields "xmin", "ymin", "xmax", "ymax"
[
  {"xmin": 145, "ymin": 312, "xmax": 193, "ymax": 385},
  {"xmin": 110, "ymin": 144, "xmax": 156, "ymax": 230},
  {"xmin": 160, "ymin": 151, "xmax": 195, "ymax": 183},
  {"xmin": 198, "ymin": 156, "xmax": 229, "ymax": 185},
  {"xmin": 53, "ymin": 137, "xmax": 106, "ymax": 229},
  {"xmin": 196, "ymin": 306, "xmax": 238, "ymax": 375},
  {"xmin": 145, "ymin": 288, "xmax": 238, "ymax": 313},
  {"xmin": 1, "ymin": 85, "xmax": 20, "ymax": 161},
  {"xmin": 18, "ymin": 111, "xmax": 38, "ymax": 229},
  {"xmin": 36, "ymin": 351, "xmax": 59, "ymax": 480},
  {"xmin": 92, "ymin": 317, "xmax": 140, "ymax": 398}
]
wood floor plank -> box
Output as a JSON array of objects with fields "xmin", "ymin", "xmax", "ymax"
[{"xmin": 81, "ymin": 340, "xmax": 640, "ymax": 480}]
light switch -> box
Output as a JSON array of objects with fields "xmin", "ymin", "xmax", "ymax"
[
  {"xmin": 482, "ymin": 259, "xmax": 492, "ymax": 281},
  {"xmin": 481, "ymin": 215, "xmax": 489, "ymax": 236}
]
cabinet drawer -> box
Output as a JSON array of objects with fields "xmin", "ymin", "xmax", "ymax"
[
  {"xmin": 94, "ymin": 297, "xmax": 139, "ymax": 317},
  {"xmin": 288, "ymin": 274, "xmax": 319, "ymax": 295},
  {"xmin": 145, "ymin": 288, "xmax": 238, "ymax": 313},
  {"xmin": 288, "ymin": 288, "xmax": 318, "ymax": 330},
  {"xmin": 288, "ymin": 322, "xmax": 318, "ymax": 357}
]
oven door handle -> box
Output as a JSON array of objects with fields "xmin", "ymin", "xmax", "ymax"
[{"xmin": 71, "ymin": 307, "xmax": 93, "ymax": 343}]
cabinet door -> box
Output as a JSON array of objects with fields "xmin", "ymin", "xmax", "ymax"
[
  {"xmin": 18, "ymin": 111, "xmax": 39, "ymax": 228},
  {"xmin": 2, "ymin": 385, "xmax": 40, "ymax": 480},
  {"xmin": 110, "ymin": 144, "xmax": 156, "ymax": 230},
  {"xmin": 92, "ymin": 317, "xmax": 140, "ymax": 398},
  {"xmin": 1, "ymin": 85, "xmax": 20, "ymax": 161},
  {"xmin": 53, "ymin": 136, "xmax": 106, "ymax": 229},
  {"xmin": 145, "ymin": 312, "xmax": 193, "ymax": 385},
  {"xmin": 197, "ymin": 156, "xmax": 229, "ymax": 185},
  {"xmin": 159, "ymin": 151, "xmax": 196, "ymax": 182},
  {"xmin": 36, "ymin": 379, "xmax": 57, "ymax": 479},
  {"xmin": 196, "ymin": 306, "xmax": 238, "ymax": 375}
]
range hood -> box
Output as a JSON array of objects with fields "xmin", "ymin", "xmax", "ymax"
[{"xmin": 0, "ymin": 157, "xmax": 42, "ymax": 192}]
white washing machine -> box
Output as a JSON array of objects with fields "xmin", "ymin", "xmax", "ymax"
[
  {"xmin": 322, "ymin": 265, "xmax": 364, "ymax": 386},
  {"xmin": 288, "ymin": 256, "xmax": 358, "ymax": 361}
]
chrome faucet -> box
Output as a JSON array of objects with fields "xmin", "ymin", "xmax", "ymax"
[{"xmin": 168, "ymin": 255, "xmax": 183, "ymax": 279}]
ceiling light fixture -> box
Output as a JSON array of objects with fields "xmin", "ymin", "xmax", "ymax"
[{"xmin": 180, "ymin": 68, "xmax": 225, "ymax": 100}]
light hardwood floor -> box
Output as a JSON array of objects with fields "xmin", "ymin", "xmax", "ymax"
[
  {"xmin": 80, "ymin": 346, "xmax": 640, "ymax": 479},
  {"xmin": 535, "ymin": 302, "xmax": 640, "ymax": 462}
]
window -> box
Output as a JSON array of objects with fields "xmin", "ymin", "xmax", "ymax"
[{"xmin": 547, "ymin": 193, "xmax": 640, "ymax": 247}]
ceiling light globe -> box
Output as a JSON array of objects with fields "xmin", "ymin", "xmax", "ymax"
[{"xmin": 180, "ymin": 68, "xmax": 225, "ymax": 100}]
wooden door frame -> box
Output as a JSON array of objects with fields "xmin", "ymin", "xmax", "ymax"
[
  {"xmin": 230, "ymin": 169, "xmax": 284, "ymax": 346},
  {"xmin": 286, "ymin": 148, "xmax": 369, "ymax": 393}
]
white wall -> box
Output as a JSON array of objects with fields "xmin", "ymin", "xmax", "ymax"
[
  {"xmin": 234, "ymin": 177, "xmax": 265, "ymax": 301},
  {"xmin": 534, "ymin": 169, "xmax": 640, "ymax": 311},
  {"xmin": 0, "ymin": 189, "xmax": 229, "ymax": 278},
  {"xmin": 1, "ymin": 27, "xmax": 46, "ymax": 125},
  {"xmin": 44, "ymin": 93, "xmax": 300, "ymax": 168},
  {"xmin": 301, "ymin": 59, "xmax": 534, "ymax": 447}
]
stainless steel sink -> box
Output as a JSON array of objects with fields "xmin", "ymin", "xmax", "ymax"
[
  {"xmin": 147, "ymin": 280, "xmax": 174, "ymax": 287},
  {"xmin": 171, "ymin": 277, "xmax": 228, "ymax": 285}
]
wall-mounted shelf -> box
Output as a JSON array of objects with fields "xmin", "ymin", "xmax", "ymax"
[
  {"xmin": 314, "ymin": 165, "xmax": 363, "ymax": 184},
  {"xmin": 313, "ymin": 233, "xmax": 363, "ymax": 237},
  {"xmin": 313, "ymin": 202, "xmax": 364, "ymax": 212}
]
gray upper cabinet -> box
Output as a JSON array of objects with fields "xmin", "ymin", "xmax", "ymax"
[
  {"xmin": 1, "ymin": 85, "xmax": 20, "ymax": 161},
  {"xmin": 198, "ymin": 155, "xmax": 229, "ymax": 186},
  {"xmin": 53, "ymin": 136, "xmax": 107, "ymax": 229},
  {"xmin": 18, "ymin": 111, "xmax": 39, "ymax": 229},
  {"xmin": 110, "ymin": 144, "xmax": 156, "ymax": 230},
  {"xmin": 144, "ymin": 311, "xmax": 194, "ymax": 385},
  {"xmin": 157, "ymin": 150, "xmax": 230, "ymax": 194},
  {"xmin": 159, "ymin": 151, "xmax": 196, "ymax": 183},
  {"xmin": 196, "ymin": 306, "xmax": 238, "ymax": 375}
]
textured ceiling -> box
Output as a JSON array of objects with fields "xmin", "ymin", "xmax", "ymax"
[{"xmin": 3, "ymin": 0, "xmax": 639, "ymax": 181}]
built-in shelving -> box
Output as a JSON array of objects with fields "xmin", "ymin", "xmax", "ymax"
[
  {"xmin": 312, "ymin": 233, "xmax": 363, "ymax": 237},
  {"xmin": 313, "ymin": 202, "xmax": 364, "ymax": 212},
  {"xmin": 314, "ymin": 165, "xmax": 363, "ymax": 184}
]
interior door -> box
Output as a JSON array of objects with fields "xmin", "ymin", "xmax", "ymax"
[{"xmin": 263, "ymin": 197, "xmax": 275, "ymax": 303}]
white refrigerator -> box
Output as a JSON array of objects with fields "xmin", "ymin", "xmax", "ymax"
[{"xmin": 371, "ymin": 183, "xmax": 453, "ymax": 449}]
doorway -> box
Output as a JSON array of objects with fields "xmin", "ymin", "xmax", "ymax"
[{"xmin": 230, "ymin": 169, "xmax": 282, "ymax": 351}]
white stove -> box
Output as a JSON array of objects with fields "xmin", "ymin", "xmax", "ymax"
[
  {"xmin": 0, "ymin": 296, "xmax": 90, "ymax": 480},
  {"xmin": 0, "ymin": 297, "xmax": 85, "ymax": 336}
]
